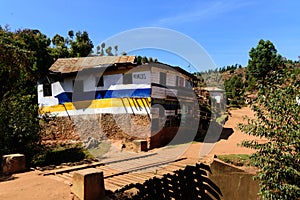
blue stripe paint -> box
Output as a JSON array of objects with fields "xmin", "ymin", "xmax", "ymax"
[
  {"xmin": 55, "ymin": 92, "xmax": 72, "ymax": 104},
  {"xmin": 55, "ymin": 88, "xmax": 151, "ymax": 104}
]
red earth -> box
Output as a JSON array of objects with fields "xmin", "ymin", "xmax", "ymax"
[{"xmin": 0, "ymin": 107, "xmax": 264, "ymax": 200}]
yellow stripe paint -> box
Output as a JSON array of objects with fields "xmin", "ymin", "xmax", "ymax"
[{"xmin": 38, "ymin": 97, "xmax": 151, "ymax": 114}]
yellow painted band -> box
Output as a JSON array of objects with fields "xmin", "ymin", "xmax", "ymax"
[{"xmin": 38, "ymin": 97, "xmax": 151, "ymax": 114}]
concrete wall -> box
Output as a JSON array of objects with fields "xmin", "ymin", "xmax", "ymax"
[{"xmin": 208, "ymin": 159, "xmax": 259, "ymax": 200}]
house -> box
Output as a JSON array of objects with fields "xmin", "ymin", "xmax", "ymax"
[
  {"xmin": 38, "ymin": 56, "xmax": 200, "ymax": 149},
  {"xmin": 200, "ymin": 87, "xmax": 225, "ymax": 104}
]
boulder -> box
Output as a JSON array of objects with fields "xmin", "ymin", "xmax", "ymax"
[{"xmin": 2, "ymin": 154, "xmax": 26, "ymax": 174}]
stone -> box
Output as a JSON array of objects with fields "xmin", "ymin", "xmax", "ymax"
[
  {"xmin": 72, "ymin": 168, "xmax": 105, "ymax": 200},
  {"xmin": 2, "ymin": 154, "xmax": 26, "ymax": 174},
  {"xmin": 132, "ymin": 140, "xmax": 148, "ymax": 152}
]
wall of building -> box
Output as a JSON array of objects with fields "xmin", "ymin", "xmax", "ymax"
[
  {"xmin": 38, "ymin": 63, "xmax": 201, "ymax": 150},
  {"xmin": 38, "ymin": 68, "xmax": 152, "ymax": 117},
  {"xmin": 41, "ymin": 113, "xmax": 151, "ymax": 150}
]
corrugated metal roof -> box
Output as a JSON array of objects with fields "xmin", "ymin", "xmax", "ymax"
[{"xmin": 49, "ymin": 56, "xmax": 136, "ymax": 73}]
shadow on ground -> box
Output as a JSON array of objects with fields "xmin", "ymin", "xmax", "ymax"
[
  {"xmin": 0, "ymin": 173, "xmax": 18, "ymax": 182},
  {"xmin": 195, "ymin": 122, "xmax": 234, "ymax": 143},
  {"xmin": 108, "ymin": 163, "xmax": 223, "ymax": 200}
]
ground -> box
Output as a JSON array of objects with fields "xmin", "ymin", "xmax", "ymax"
[{"xmin": 0, "ymin": 107, "xmax": 263, "ymax": 200}]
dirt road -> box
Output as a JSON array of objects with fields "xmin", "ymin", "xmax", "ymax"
[{"xmin": 0, "ymin": 106, "xmax": 263, "ymax": 200}]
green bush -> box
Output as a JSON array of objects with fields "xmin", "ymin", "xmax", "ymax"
[
  {"xmin": 217, "ymin": 154, "xmax": 252, "ymax": 167},
  {"xmin": 32, "ymin": 144, "xmax": 92, "ymax": 167},
  {"xmin": 0, "ymin": 94, "xmax": 41, "ymax": 166}
]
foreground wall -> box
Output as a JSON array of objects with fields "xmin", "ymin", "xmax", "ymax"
[
  {"xmin": 40, "ymin": 114, "xmax": 151, "ymax": 151},
  {"xmin": 209, "ymin": 159, "xmax": 259, "ymax": 200}
]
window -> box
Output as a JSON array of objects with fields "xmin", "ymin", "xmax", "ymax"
[
  {"xmin": 123, "ymin": 73, "xmax": 132, "ymax": 84},
  {"xmin": 176, "ymin": 76, "xmax": 184, "ymax": 87},
  {"xmin": 96, "ymin": 76, "xmax": 104, "ymax": 87},
  {"xmin": 43, "ymin": 84, "xmax": 52, "ymax": 97},
  {"xmin": 160, "ymin": 72, "xmax": 166, "ymax": 86}
]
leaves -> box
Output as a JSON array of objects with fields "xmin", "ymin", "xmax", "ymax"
[
  {"xmin": 246, "ymin": 39, "xmax": 283, "ymax": 90},
  {"xmin": 240, "ymin": 64, "xmax": 300, "ymax": 199}
]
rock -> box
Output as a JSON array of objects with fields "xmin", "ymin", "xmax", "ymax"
[{"xmin": 2, "ymin": 154, "xmax": 26, "ymax": 174}]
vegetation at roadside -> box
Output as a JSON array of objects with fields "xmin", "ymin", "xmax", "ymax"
[
  {"xmin": 239, "ymin": 40, "xmax": 300, "ymax": 199},
  {"xmin": 0, "ymin": 26, "xmax": 113, "ymax": 167},
  {"xmin": 31, "ymin": 144, "xmax": 94, "ymax": 167},
  {"xmin": 196, "ymin": 39, "xmax": 300, "ymax": 199},
  {"xmin": 217, "ymin": 154, "xmax": 252, "ymax": 167}
]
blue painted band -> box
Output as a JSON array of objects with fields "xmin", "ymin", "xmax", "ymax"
[{"xmin": 55, "ymin": 88, "xmax": 151, "ymax": 104}]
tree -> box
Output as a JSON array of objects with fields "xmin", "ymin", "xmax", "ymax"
[
  {"xmin": 69, "ymin": 31, "xmax": 94, "ymax": 57},
  {"xmin": 0, "ymin": 27, "xmax": 96, "ymax": 165},
  {"xmin": 16, "ymin": 29, "xmax": 53, "ymax": 79},
  {"xmin": 95, "ymin": 43, "xmax": 121, "ymax": 56},
  {"xmin": 0, "ymin": 28, "xmax": 42, "ymax": 162},
  {"xmin": 99, "ymin": 42, "xmax": 105, "ymax": 56},
  {"xmin": 246, "ymin": 39, "xmax": 283, "ymax": 86},
  {"xmin": 114, "ymin": 45, "xmax": 118, "ymax": 56},
  {"xmin": 240, "ymin": 62, "xmax": 300, "ymax": 198},
  {"xmin": 224, "ymin": 74, "xmax": 245, "ymax": 106},
  {"xmin": 51, "ymin": 33, "xmax": 69, "ymax": 59},
  {"xmin": 105, "ymin": 46, "xmax": 114, "ymax": 56}
]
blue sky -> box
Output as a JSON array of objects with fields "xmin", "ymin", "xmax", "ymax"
[{"xmin": 1, "ymin": 0, "xmax": 300, "ymax": 71}]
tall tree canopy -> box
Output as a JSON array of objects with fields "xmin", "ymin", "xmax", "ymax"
[
  {"xmin": 240, "ymin": 40, "xmax": 300, "ymax": 199},
  {"xmin": 51, "ymin": 30, "xmax": 94, "ymax": 59},
  {"xmin": 246, "ymin": 39, "xmax": 283, "ymax": 87},
  {"xmin": 0, "ymin": 28, "xmax": 43, "ymax": 160},
  {"xmin": 0, "ymin": 27, "xmax": 94, "ymax": 164},
  {"xmin": 69, "ymin": 31, "xmax": 94, "ymax": 57}
]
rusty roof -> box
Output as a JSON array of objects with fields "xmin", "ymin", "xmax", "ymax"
[{"xmin": 49, "ymin": 56, "xmax": 136, "ymax": 73}]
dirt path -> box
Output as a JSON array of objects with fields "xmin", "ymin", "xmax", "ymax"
[
  {"xmin": 183, "ymin": 106, "xmax": 266, "ymax": 159},
  {"xmin": 0, "ymin": 107, "xmax": 264, "ymax": 200},
  {"xmin": 0, "ymin": 171, "xmax": 72, "ymax": 200}
]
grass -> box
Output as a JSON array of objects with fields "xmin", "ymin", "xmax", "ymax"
[{"xmin": 217, "ymin": 154, "xmax": 253, "ymax": 167}]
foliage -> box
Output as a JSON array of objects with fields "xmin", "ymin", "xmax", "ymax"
[
  {"xmin": 246, "ymin": 39, "xmax": 283, "ymax": 90},
  {"xmin": 0, "ymin": 94, "xmax": 41, "ymax": 164},
  {"xmin": 69, "ymin": 30, "xmax": 94, "ymax": 57},
  {"xmin": 0, "ymin": 28, "xmax": 45, "ymax": 164},
  {"xmin": 31, "ymin": 144, "xmax": 92, "ymax": 167},
  {"xmin": 217, "ymin": 154, "xmax": 252, "ymax": 167},
  {"xmin": 0, "ymin": 27, "xmax": 95, "ymax": 166},
  {"xmin": 95, "ymin": 42, "xmax": 121, "ymax": 56},
  {"xmin": 218, "ymin": 64, "xmax": 242, "ymax": 73},
  {"xmin": 224, "ymin": 74, "xmax": 245, "ymax": 106},
  {"xmin": 134, "ymin": 55, "xmax": 158, "ymax": 64},
  {"xmin": 51, "ymin": 30, "xmax": 94, "ymax": 59},
  {"xmin": 239, "ymin": 65, "xmax": 300, "ymax": 199}
]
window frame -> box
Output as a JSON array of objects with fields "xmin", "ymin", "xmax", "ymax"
[{"xmin": 43, "ymin": 84, "xmax": 52, "ymax": 97}]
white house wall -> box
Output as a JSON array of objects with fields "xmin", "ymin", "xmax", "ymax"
[
  {"xmin": 61, "ymin": 77, "xmax": 74, "ymax": 92},
  {"xmin": 132, "ymin": 71, "xmax": 150, "ymax": 84},
  {"xmin": 38, "ymin": 82, "xmax": 64, "ymax": 107},
  {"xmin": 38, "ymin": 70, "xmax": 152, "ymax": 117}
]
